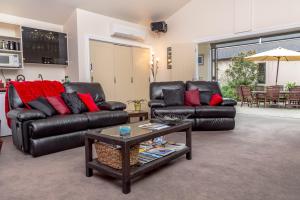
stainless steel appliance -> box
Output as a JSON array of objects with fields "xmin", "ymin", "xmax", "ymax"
[{"xmin": 0, "ymin": 53, "xmax": 20, "ymax": 68}]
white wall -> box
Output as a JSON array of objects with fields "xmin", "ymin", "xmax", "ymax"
[
  {"xmin": 63, "ymin": 11, "xmax": 79, "ymax": 81},
  {"xmin": 265, "ymin": 61, "xmax": 300, "ymax": 86},
  {"xmin": 0, "ymin": 13, "xmax": 66, "ymax": 81},
  {"xmin": 154, "ymin": 0, "xmax": 300, "ymax": 81},
  {"xmin": 198, "ymin": 43, "xmax": 210, "ymax": 81},
  {"xmin": 66, "ymin": 9, "xmax": 152, "ymax": 82}
]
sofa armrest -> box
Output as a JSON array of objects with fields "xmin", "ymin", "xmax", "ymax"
[
  {"xmin": 221, "ymin": 98, "xmax": 237, "ymax": 106},
  {"xmin": 7, "ymin": 108, "xmax": 46, "ymax": 122},
  {"xmin": 97, "ymin": 101, "xmax": 127, "ymax": 111},
  {"xmin": 148, "ymin": 99, "xmax": 166, "ymax": 108}
]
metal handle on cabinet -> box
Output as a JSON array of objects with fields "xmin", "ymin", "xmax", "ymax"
[
  {"xmin": 131, "ymin": 77, "xmax": 133, "ymax": 83},
  {"xmin": 114, "ymin": 76, "xmax": 116, "ymax": 84}
]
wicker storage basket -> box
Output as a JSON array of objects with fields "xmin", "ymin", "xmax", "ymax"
[{"xmin": 95, "ymin": 141, "xmax": 139, "ymax": 169}]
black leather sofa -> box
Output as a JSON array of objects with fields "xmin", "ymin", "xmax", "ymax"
[
  {"xmin": 7, "ymin": 82, "xmax": 128, "ymax": 157},
  {"xmin": 149, "ymin": 81, "xmax": 237, "ymax": 131}
]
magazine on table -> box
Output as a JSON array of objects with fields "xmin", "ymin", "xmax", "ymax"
[
  {"xmin": 164, "ymin": 143, "xmax": 186, "ymax": 151},
  {"xmin": 147, "ymin": 148, "xmax": 175, "ymax": 156},
  {"xmin": 138, "ymin": 123, "xmax": 170, "ymax": 130}
]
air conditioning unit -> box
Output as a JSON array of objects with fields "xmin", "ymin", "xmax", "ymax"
[{"xmin": 110, "ymin": 23, "xmax": 146, "ymax": 42}]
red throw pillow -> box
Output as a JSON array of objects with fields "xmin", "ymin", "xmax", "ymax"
[
  {"xmin": 209, "ymin": 94, "xmax": 223, "ymax": 106},
  {"xmin": 77, "ymin": 93, "xmax": 100, "ymax": 112},
  {"xmin": 46, "ymin": 96, "xmax": 71, "ymax": 115},
  {"xmin": 184, "ymin": 89, "xmax": 200, "ymax": 106}
]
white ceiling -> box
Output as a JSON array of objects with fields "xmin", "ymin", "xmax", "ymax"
[{"xmin": 0, "ymin": 0, "xmax": 191, "ymax": 25}]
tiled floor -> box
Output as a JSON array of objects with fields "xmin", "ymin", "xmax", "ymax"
[{"xmin": 236, "ymin": 103, "xmax": 300, "ymax": 119}]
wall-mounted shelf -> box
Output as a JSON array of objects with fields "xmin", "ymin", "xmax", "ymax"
[
  {"xmin": 0, "ymin": 49, "xmax": 22, "ymax": 53},
  {"xmin": 0, "ymin": 21, "xmax": 23, "ymax": 69},
  {"xmin": 0, "ymin": 35, "xmax": 21, "ymax": 40}
]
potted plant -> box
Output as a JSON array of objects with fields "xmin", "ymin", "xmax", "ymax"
[
  {"xmin": 128, "ymin": 99, "xmax": 146, "ymax": 111},
  {"xmin": 286, "ymin": 82, "xmax": 296, "ymax": 91}
]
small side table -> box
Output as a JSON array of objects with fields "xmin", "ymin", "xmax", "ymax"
[{"xmin": 127, "ymin": 111, "xmax": 148, "ymax": 122}]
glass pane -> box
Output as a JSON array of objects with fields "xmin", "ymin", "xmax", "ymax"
[
  {"xmin": 22, "ymin": 26, "xmax": 68, "ymax": 65},
  {"xmin": 93, "ymin": 120, "xmax": 181, "ymax": 139}
]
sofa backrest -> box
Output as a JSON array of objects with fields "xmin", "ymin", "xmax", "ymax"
[
  {"xmin": 150, "ymin": 81, "xmax": 185, "ymax": 100},
  {"xmin": 64, "ymin": 82, "xmax": 106, "ymax": 103},
  {"xmin": 186, "ymin": 81, "xmax": 222, "ymax": 95}
]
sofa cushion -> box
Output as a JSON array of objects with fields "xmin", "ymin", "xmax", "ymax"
[
  {"xmin": 163, "ymin": 89, "xmax": 184, "ymax": 106},
  {"xmin": 153, "ymin": 106, "xmax": 195, "ymax": 117},
  {"xmin": 200, "ymin": 91, "xmax": 212, "ymax": 105},
  {"xmin": 61, "ymin": 92, "xmax": 88, "ymax": 114},
  {"xmin": 195, "ymin": 106, "xmax": 236, "ymax": 118},
  {"xmin": 78, "ymin": 93, "xmax": 100, "ymax": 112},
  {"xmin": 84, "ymin": 111, "xmax": 128, "ymax": 129},
  {"xmin": 64, "ymin": 82, "xmax": 105, "ymax": 103},
  {"xmin": 29, "ymin": 114, "xmax": 89, "ymax": 139},
  {"xmin": 150, "ymin": 81, "xmax": 185, "ymax": 100},
  {"xmin": 28, "ymin": 97, "xmax": 57, "ymax": 117},
  {"xmin": 46, "ymin": 96, "xmax": 71, "ymax": 115},
  {"xmin": 209, "ymin": 94, "xmax": 223, "ymax": 106},
  {"xmin": 185, "ymin": 89, "xmax": 200, "ymax": 106}
]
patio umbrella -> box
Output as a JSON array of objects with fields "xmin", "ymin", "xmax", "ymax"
[{"xmin": 245, "ymin": 47, "xmax": 300, "ymax": 85}]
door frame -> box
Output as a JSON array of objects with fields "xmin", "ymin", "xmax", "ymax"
[{"xmin": 85, "ymin": 34, "xmax": 152, "ymax": 82}]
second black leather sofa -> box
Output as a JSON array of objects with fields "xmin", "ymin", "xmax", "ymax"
[{"xmin": 149, "ymin": 81, "xmax": 237, "ymax": 131}]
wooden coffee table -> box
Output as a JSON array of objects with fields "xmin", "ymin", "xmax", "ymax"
[{"xmin": 85, "ymin": 120, "xmax": 192, "ymax": 194}]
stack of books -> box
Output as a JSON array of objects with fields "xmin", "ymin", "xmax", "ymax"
[{"xmin": 138, "ymin": 143, "xmax": 186, "ymax": 165}]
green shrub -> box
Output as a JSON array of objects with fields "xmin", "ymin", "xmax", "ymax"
[
  {"xmin": 221, "ymin": 84, "xmax": 237, "ymax": 99},
  {"xmin": 223, "ymin": 51, "xmax": 258, "ymax": 100}
]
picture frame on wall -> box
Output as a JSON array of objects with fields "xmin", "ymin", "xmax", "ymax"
[
  {"xmin": 167, "ymin": 47, "xmax": 172, "ymax": 69},
  {"xmin": 198, "ymin": 55, "xmax": 204, "ymax": 65}
]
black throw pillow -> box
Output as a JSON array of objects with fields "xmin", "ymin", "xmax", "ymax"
[
  {"xmin": 61, "ymin": 92, "xmax": 88, "ymax": 114},
  {"xmin": 28, "ymin": 97, "xmax": 57, "ymax": 117},
  {"xmin": 200, "ymin": 91, "xmax": 212, "ymax": 105},
  {"xmin": 162, "ymin": 89, "xmax": 184, "ymax": 106}
]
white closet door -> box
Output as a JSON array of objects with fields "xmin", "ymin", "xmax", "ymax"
[
  {"xmin": 132, "ymin": 47, "xmax": 150, "ymax": 110},
  {"xmin": 114, "ymin": 45, "xmax": 134, "ymax": 105},
  {"xmin": 172, "ymin": 43, "xmax": 197, "ymax": 81},
  {"xmin": 89, "ymin": 40, "xmax": 115, "ymax": 100}
]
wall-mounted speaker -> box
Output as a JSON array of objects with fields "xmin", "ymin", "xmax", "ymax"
[{"xmin": 151, "ymin": 21, "xmax": 168, "ymax": 33}]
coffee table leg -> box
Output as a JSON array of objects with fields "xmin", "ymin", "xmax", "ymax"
[
  {"xmin": 186, "ymin": 127, "xmax": 192, "ymax": 160},
  {"xmin": 122, "ymin": 143, "xmax": 131, "ymax": 194},
  {"xmin": 85, "ymin": 137, "xmax": 93, "ymax": 177}
]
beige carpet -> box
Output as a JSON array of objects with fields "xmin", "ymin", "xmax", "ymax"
[{"xmin": 0, "ymin": 114, "xmax": 300, "ymax": 200}]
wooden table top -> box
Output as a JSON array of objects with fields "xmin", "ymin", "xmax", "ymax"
[{"xmin": 252, "ymin": 90, "xmax": 291, "ymax": 94}]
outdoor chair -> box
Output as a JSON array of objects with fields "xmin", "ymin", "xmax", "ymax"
[
  {"xmin": 286, "ymin": 87, "xmax": 300, "ymax": 108},
  {"xmin": 265, "ymin": 86, "xmax": 282, "ymax": 107},
  {"xmin": 240, "ymin": 85, "xmax": 259, "ymax": 107}
]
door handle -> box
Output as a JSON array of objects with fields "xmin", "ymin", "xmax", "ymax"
[
  {"xmin": 131, "ymin": 77, "xmax": 133, "ymax": 83},
  {"xmin": 114, "ymin": 77, "xmax": 116, "ymax": 84}
]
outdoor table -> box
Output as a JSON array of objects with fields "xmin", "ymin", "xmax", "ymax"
[{"xmin": 251, "ymin": 91, "xmax": 290, "ymax": 95}]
